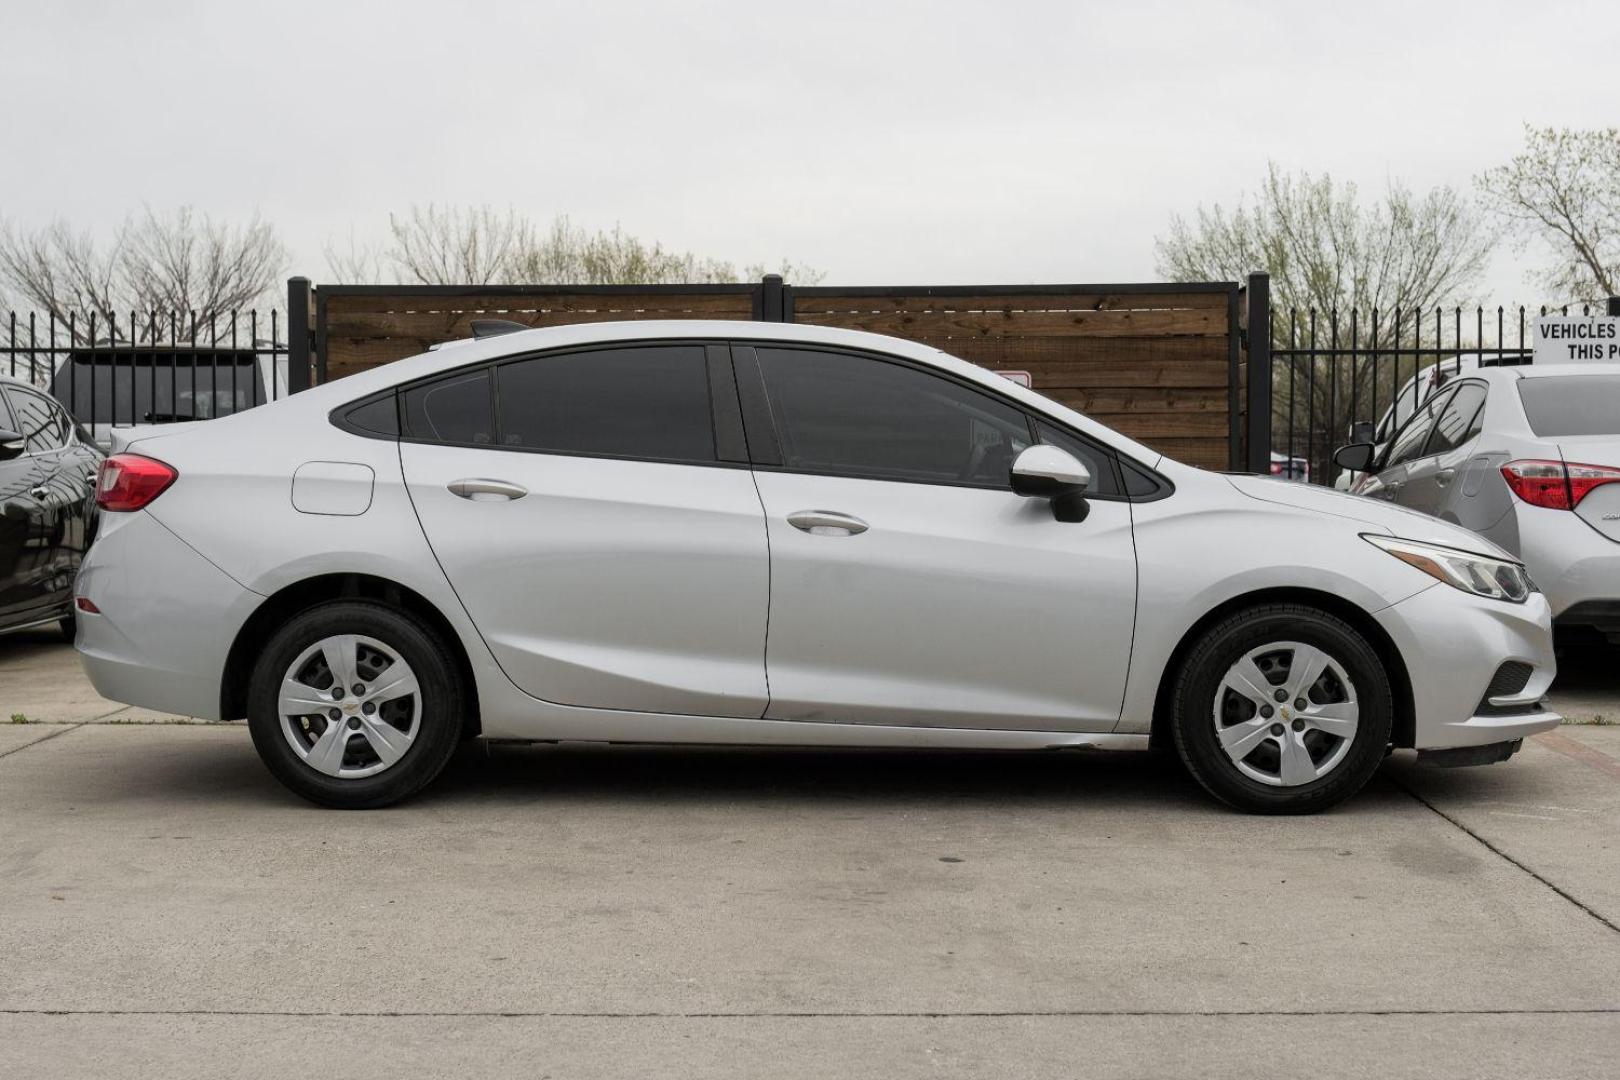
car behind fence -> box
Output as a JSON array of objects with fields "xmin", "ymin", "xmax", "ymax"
[{"xmin": 2, "ymin": 310, "xmax": 290, "ymax": 447}]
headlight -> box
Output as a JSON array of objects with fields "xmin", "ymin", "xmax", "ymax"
[{"xmin": 1363, "ymin": 535, "xmax": 1536, "ymax": 603}]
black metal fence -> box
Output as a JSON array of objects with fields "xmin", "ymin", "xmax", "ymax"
[
  {"xmin": 1258, "ymin": 293, "xmax": 1620, "ymax": 486},
  {"xmin": 2, "ymin": 309, "xmax": 291, "ymax": 441}
]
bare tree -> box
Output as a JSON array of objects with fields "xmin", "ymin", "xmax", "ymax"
[
  {"xmin": 346, "ymin": 204, "xmax": 823, "ymax": 286},
  {"xmin": 0, "ymin": 219, "xmax": 122, "ymax": 329},
  {"xmin": 1156, "ymin": 164, "xmax": 1496, "ymax": 474},
  {"xmin": 383, "ymin": 204, "xmax": 532, "ymax": 285},
  {"xmin": 1477, "ymin": 125, "xmax": 1619, "ymax": 302},
  {"xmin": 0, "ymin": 207, "xmax": 288, "ymax": 340},
  {"xmin": 1156, "ymin": 162, "xmax": 1493, "ymax": 315}
]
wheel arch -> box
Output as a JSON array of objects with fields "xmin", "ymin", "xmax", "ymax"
[
  {"xmin": 1149, "ymin": 586, "xmax": 1415, "ymax": 751},
  {"xmin": 220, "ymin": 572, "xmax": 481, "ymax": 736}
]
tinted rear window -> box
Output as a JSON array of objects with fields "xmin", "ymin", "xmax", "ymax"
[
  {"xmin": 1517, "ymin": 375, "xmax": 1620, "ymax": 437},
  {"xmin": 495, "ymin": 346, "xmax": 714, "ymax": 462}
]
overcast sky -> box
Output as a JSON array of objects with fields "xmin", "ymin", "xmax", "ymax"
[{"xmin": 3, "ymin": 0, "xmax": 1615, "ymax": 304}]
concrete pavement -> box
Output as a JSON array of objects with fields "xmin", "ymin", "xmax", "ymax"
[{"xmin": 2, "ymin": 629, "xmax": 1619, "ymax": 1077}]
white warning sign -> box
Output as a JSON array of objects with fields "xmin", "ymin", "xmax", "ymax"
[{"xmin": 1534, "ymin": 315, "xmax": 1620, "ymax": 364}]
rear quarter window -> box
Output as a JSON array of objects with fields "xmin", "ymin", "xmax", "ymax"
[{"xmin": 1516, "ymin": 375, "xmax": 1620, "ymax": 437}]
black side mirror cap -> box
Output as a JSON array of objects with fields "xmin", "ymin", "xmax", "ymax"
[{"xmin": 1333, "ymin": 443, "xmax": 1377, "ymax": 473}]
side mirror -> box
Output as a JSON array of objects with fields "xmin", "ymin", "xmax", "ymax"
[
  {"xmin": 1333, "ymin": 443, "xmax": 1377, "ymax": 474},
  {"xmin": 1010, "ymin": 444, "xmax": 1091, "ymax": 523},
  {"xmin": 0, "ymin": 429, "xmax": 25, "ymax": 462},
  {"xmin": 1348, "ymin": 421, "xmax": 1376, "ymax": 445}
]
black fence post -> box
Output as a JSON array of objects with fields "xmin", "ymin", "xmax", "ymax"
[
  {"xmin": 287, "ymin": 277, "xmax": 312, "ymax": 393},
  {"xmin": 760, "ymin": 274, "xmax": 785, "ymax": 322},
  {"xmin": 1245, "ymin": 271, "xmax": 1272, "ymax": 473},
  {"xmin": 1608, "ymin": 296, "xmax": 1620, "ymax": 317}
]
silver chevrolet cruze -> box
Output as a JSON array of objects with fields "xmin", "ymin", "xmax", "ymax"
[{"xmin": 74, "ymin": 321, "xmax": 1559, "ymax": 812}]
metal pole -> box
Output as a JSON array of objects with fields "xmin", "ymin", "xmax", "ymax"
[
  {"xmin": 1245, "ymin": 272, "xmax": 1272, "ymax": 473},
  {"xmin": 287, "ymin": 277, "xmax": 312, "ymax": 392},
  {"xmin": 760, "ymin": 274, "xmax": 785, "ymax": 323}
]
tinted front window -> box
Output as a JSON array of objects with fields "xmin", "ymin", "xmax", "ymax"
[
  {"xmin": 7, "ymin": 387, "xmax": 69, "ymax": 452},
  {"xmin": 757, "ymin": 348, "xmax": 1032, "ymax": 487},
  {"xmin": 1517, "ymin": 375, "xmax": 1620, "ymax": 437},
  {"xmin": 1424, "ymin": 382, "xmax": 1487, "ymax": 456},
  {"xmin": 403, "ymin": 370, "xmax": 493, "ymax": 445},
  {"xmin": 496, "ymin": 346, "xmax": 714, "ymax": 462}
]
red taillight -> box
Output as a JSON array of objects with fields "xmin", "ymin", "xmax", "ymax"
[
  {"xmin": 1269, "ymin": 462, "xmax": 1284, "ymax": 475},
  {"xmin": 1501, "ymin": 459, "xmax": 1620, "ymax": 510},
  {"xmin": 96, "ymin": 454, "xmax": 178, "ymax": 512}
]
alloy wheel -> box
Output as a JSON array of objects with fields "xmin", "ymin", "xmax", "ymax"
[
  {"xmin": 277, "ymin": 633, "xmax": 421, "ymax": 779},
  {"xmin": 1211, "ymin": 641, "xmax": 1359, "ymax": 787}
]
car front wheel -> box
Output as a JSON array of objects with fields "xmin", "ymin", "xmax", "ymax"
[
  {"xmin": 246, "ymin": 601, "xmax": 465, "ymax": 809},
  {"xmin": 1171, "ymin": 604, "xmax": 1393, "ymax": 814}
]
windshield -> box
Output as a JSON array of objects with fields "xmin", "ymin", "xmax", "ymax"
[
  {"xmin": 50, "ymin": 353, "xmax": 262, "ymax": 424},
  {"xmin": 1517, "ymin": 374, "xmax": 1620, "ymax": 437}
]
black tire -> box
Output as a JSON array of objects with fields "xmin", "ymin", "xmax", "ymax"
[
  {"xmin": 60, "ymin": 614, "xmax": 76, "ymax": 641},
  {"xmin": 1171, "ymin": 603, "xmax": 1393, "ymax": 814},
  {"xmin": 246, "ymin": 600, "xmax": 466, "ymax": 809}
]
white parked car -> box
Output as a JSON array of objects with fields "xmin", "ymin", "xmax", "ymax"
[
  {"xmin": 1338, "ymin": 363, "xmax": 1620, "ymax": 648},
  {"xmin": 74, "ymin": 321, "xmax": 1559, "ymax": 813}
]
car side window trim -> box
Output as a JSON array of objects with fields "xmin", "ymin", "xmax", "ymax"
[{"xmin": 736, "ymin": 341, "xmax": 1160, "ymax": 501}]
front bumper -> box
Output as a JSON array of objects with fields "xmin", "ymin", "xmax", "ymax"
[
  {"xmin": 74, "ymin": 510, "xmax": 261, "ymax": 720},
  {"xmin": 1375, "ymin": 582, "xmax": 1562, "ymax": 749}
]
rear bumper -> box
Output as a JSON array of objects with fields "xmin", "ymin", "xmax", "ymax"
[
  {"xmin": 1376, "ymin": 583, "xmax": 1561, "ymax": 749},
  {"xmin": 1516, "ymin": 505, "xmax": 1620, "ymax": 619},
  {"xmin": 74, "ymin": 510, "xmax": 260, "ymax": 720}
]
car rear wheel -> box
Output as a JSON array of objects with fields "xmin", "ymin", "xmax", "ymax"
[
  {"xmin": 1171, "ymin": 604, "xmax": 1393, "ymax": 814},
  {"xmin": 246, "ymin": 601, "xmax": 465, "ymax": 809}
]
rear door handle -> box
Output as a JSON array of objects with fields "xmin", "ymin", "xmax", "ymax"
[
  {"xmin": 1435, "ymin": 468, "xmax": 1455, "ymax": 486},
  {"xmin": 448, "ymin": 478, "xmax": 528, "ymax": 502},
  {"xmin": 29, "ymin": 485, "xmax": 51, "ymax": 500},
  {"xmin": 787, "ymin": 510, "xmax": 868, "ymax": 536}
]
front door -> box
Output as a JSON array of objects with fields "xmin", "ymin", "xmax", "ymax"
[
  {"xmin": 738, "ymin": 345, "xmax": 1138, "ymax": 732},
  {"xmin": 399, "ymin": 343, "xmax": 770, "ymax": 718}
]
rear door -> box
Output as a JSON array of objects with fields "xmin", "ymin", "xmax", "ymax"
[
  {"xmin": 399, "ymin": 342, "xmax": 771, "ymax": 717},
  {"xmin": 1406, "ymin": 381, "xmax": 1488, "ymax": 518}
]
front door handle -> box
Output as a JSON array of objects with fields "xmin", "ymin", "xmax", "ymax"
[
  {"xmin": 448, "ymin": 478, "xmax": 528, "ymax": 502},
  {"xmin": 787, "ymin": 510, "xmax": 868, "ymax": 536},
  {"xmin": 29, "ymin": 485, "xmax": 51, "ymax": 500}
]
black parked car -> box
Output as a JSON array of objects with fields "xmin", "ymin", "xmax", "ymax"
[{"xmin": 0, "ymin": 373, "xmax": 103, "ymax": 639}]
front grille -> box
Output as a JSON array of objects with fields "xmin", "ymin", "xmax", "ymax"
[{"xmin": 1476, "ymin": 661, "xmax": 1536, "ymax": 716}]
